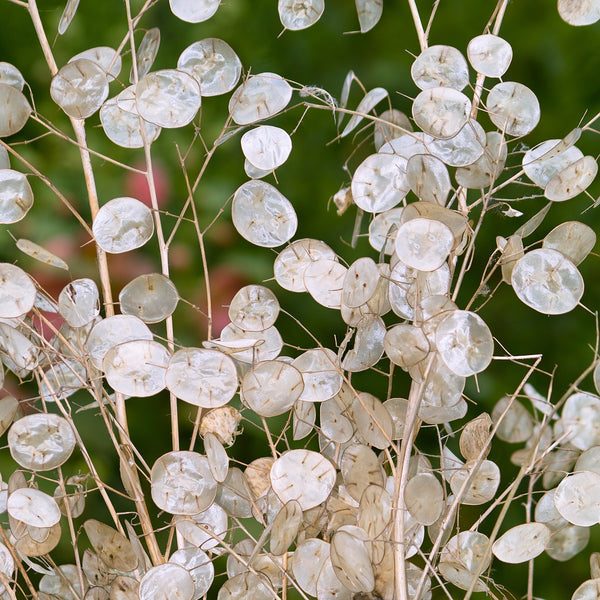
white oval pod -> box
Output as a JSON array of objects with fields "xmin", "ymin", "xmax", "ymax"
[
  {"xmin": 175, "ymin": 502, "xmax": 228, "ymax": 550},
  {"xmin": 119, "ymin": 273, "xmax": 179, "ymax": 323},
  {"xmin": 166, "ymin": 348, "xmax": 238, "ymax": 408},
  {"xmin": 436, "ymin": 310, "xmax": 493, "ymax": 377},
  {"xmin": 351, "ymin": 152, "xmax": 409, "ymax": 213},
  {"xmin": 104, "ymin": 339, "xmax": 170, "ymax": 397},
  {"xmin": 218, "ymin": 572, "xmax": 272, "ymax": 600},
  {"xmin": 467, "ymin": 34, "xmax": 512, "ymax": 77},
  {"xmin": 487, "ymin": 81, "xmax": 540, "ymax": 137},
  {"xmin": 151, "ymin": 451, "xmax": 217, "ymax": 515},
  {"xmin": 7, "ymin": 488, "xmax": 61, "ymax": 528},
  {"xmin": 511, "ymin": 248, "xmax": 583, "ymax": 315},
  {"xmin": 270, "ymin": 449, "xmax": 336, "ymax": 510},
  {"xmin": 411, "ymin": 45, "xmax": 469, "ymax": 91},
  {"xmin": 177, "ymin": 38, "xmax": 241, "ymax": 96},
  {"xmin": 70, "ymin": 47, "xmax": 121, "ymax": 81},
  {"xmin": 270, "ymin": 499, "xmax": 302, "ymax": 555},
  {"xmin": 86, "ymin": 315, "xmax": 153, "ymax": 370},
  {"xmin": 274, "ymin": 238, "xmax": 337, "ymax": 292},
  {"xmin": 204, "ymin": 432, "xmax": 229, "ymax": 482},
  {"xmin": 232, "ymin": 180, "xmax": 297, "ymax": 247},
  {"xmin": 136, "ymin": 69, "xmax": 201, "ymax": 129},
  {"xmin": 292, "ymin": 347, "xmax": 343, "ymax": 402},
  {"xmin": 340, "ymin": 443, "xmax": 385, "ymax": 502},
  {"xmin": 439, "ymin": 531, "xmax": 491, "ymax": 592},
  {"xmin": 492, "ymin": 523, "xmax": 550, "ymax": 564},
  {"xmin": 394, "ymin": 217, "xmax": 454, "ymax": 272},
  {"xmin": 561, "ymin": 392, "xmax": 600, "ymax": 450},
  {"xmin": 93, "ymin": 197, "xmax": 154, "ymax": 254},
  {"xmin": 545, "ymin": 155, "xmax": 597, "ymax": 201},
  {"xmin": 50, "ymin": 59, "xmax": 109, "ymax": 119},
  {"xmin": 169, "ymin": 547, "xmax": 214, "ymax": 598},
  {"xmin": 412, "ymin": 87, "xmax": 471, "ymax": 139},
  {"xmin": 543, "ymin": 221, "xmax": 596, "ymax": 265},
  {"xmin": 330, "ymin": 527, "xmax": 374, "ymax": 593},
  {"xmin": 404, "ymin": 473, "xmax": 444, "ymax": 525},
  {"xmin": 217, "ymin": 323, "xmax": 283, "ymax": 363},
  {"xmin": 169, "ymin": 0, "xmax": 219, "ymax": 22},
  {"xmin": 0, "ymin": 62, "xmax": 24, "ymax": 91},
  {"xmin": 291, "ymin": 538, "xmax": 330, "ymax": 595},
  {"xmin": 58, "ymin": 278, "xmax": 100, "ymax": 328},
  {"xmin": 522, "ymin": 138, "xmax": 583, "ymax": 187},
  {"xmin": 304, "ymin": 259, "xmax": 347, "ymax": 309},
  {"xmin": 100, "ymin": 95, "xmax": 161, "ymax": 148},
  {"xmin": 8, "ymin": 413, "xmax": 76, "ymax": 471},
  {"xmin": 279, "ymin": 0, "xmax": 324, "ymax": 30},
  {"xmin": 455, "ymin": 131, "xmax": 507, "ymax": 188},
  {"xmin": 0, "ymin": 83, "xmax": 31, "ymax": 137},
  {"xmin": 140, "ymin": 563, "xmax": 194, "ymax": 600},
  {"xmin": 229, "ymin": 72, "xmax": 292, "ymax": 125},
  {"xmin": 228, "ymin": 284, "xmax": 280, "ymax": 331},
  {"xmin": 241, "ymin": 360, "xmax": 304, "ymax": 417},
  {"xmin": 555, "ymin": 471, "xmax": 600, "ymax": 527},
  {"xmin": 558, "ymin": 0, "xmax": 600, "ymax": 25},
  {"xmin": 0, "ymin": 169, "xmax": 33, "ymax": 224},
  {"xmin": 450, "ymin": 459, "xmax": 500, "ymax": 505},
  {"xmin": 241, "ymin": 125, "xmax": 292, "ymax": 171},
  {"xmin": 342, "ymin": 257, "xmax": 379, "ymax": 308}
]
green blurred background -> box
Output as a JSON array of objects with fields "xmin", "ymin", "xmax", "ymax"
[{"xmin": 1, "ymin": 0, "xmax": 600, "ymax": 598}]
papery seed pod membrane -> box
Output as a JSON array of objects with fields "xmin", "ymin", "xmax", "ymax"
[
  {"xmin": 16, "ymin": 238, "xmax": 68, "ymax": 270},
  {"xmin": 561, "ymin": 391, "xmax": 600, "ymax": 450},
  {"xmin": 455, "ymin": 131, "xmax": 507, "ymax": 188},
  {"xmin": 100, "ymin": 95, "xmax": 161, "ymax": 148},
  {"xmin": 394, "ymin": 217, "xmax": 453, "ymax": 272},
  {"xmin": 555, "ymin": 471, "xmax": 600, "ymax": 526},
  {"xmin": 304, "ymin": 259, "xmax": 347, "ymax": 309},
  {"xmin": 492, "ymin": 523, "xmax": 550, "ymax": 563},
  {"xmin": 278, "ymin": 0, "xmax": 325, "ymax": 30},
  {"xmin": 166, "ymin": 347, "xmax": 237, "ymax": 409},
  {"xmin": 204, "ymin": 432, "xmax": 229, "ymax": 482},
  {"xmin": 406, "ymin": 154, "xmax": 451, "ymax": 205},
  {"xmin": 467, "ymin": 34, "xmax": 513, "ymax": 77},
  {"xmin": 229, "ymin": 72, "xmax": 292, "ymax": 125},
  {"xmin": 373, "ymin": 108, "xmax": 412, "ymax": 150},
  {"xmin": 169, "ymin": 547, "xmax": 214, "ymax": 598},
  {"xmin": 411, "ymin": 45, "xmax": 469, "ymax": 91},
  {"xmin": 544, "ymin": 155, "xmax": 597, "ymax": 201},
  {"xmin": 401, "ymin": 201, "xmax": 468, "ymax": 250},
  {"xmin": 0, "ymin": 62, "xmax": 24, "ymax": 91},
  {"xmin": 292, "ymin": 347, "xmax": 342, "ymax": 402},
  {"xmin": 39, "ymin": 359, "xmax": 87, "ymax": 403},
  {"xmin": 241, "ymin": 125, "xmax": 292, "ymax": 171},
  {"xmin": 330, "ymin": 527, "xmax": 374, "ymax": 592},
  {"xmin": 93, "ymin": 197, "xmax": 154, "ymax": 254},
  {"xmin": 428, "ymin": 119, "xmax": 486, "ymax": 167},
  {"xmin": 140, "ymin": 563, "xmax": 194, "ymax": 600},
  {"xmin": 341, "ymin": 86, "xmax": 388, "ymax": 137},
  {"xmin": 543, "ymin": 221, "xmax": 596, "ymax": 265},
  {"xmin": 355, "ymin": 0, "xmax": 383, "ymax": 32},
  {"xmin": 50, "ymin": 59, "xmax": 109, "ymax": 119},
  {"xmin": 119, "ymin": 273, "xmax": 179, "ymax": 323},
  {"xmin": 228, "ymin": 284, "xmax": 280, "ymax": 331},
  {"xmin": 522, "ymin": 138, "xmax": 583, "ymax": 187},
  {"xmin": 404, "ymin": 473, "xmax": 444, "ymax": 525},
  {"xmin": 215, "ymin": 467, "xmax": 254, "ymax": 518},
  {"xmin": 368, "ymin": 207, "xmax": 404, "ymax": 254},
  {"xmin": 487, "ymin": 81, "xmax": 540, "ymax": 137},
  {"xmin": 558, "ymin": 0, "xmax": 600, "ymax": 25},
  {"xmin": 0, "ymin": 83, "xmax": 31, "ymax": 137},
  {"xmin": 340, "ymin": 443, "xmax": 385, "ymax": 502},
  {"xmin": 450, "ymin": 459, "xmax": 500, "ymax": 505},
  {"xmin": 459, "ymin": 412, "xmax": 493, "ymax": 461},
  {"xmin": 84, "ymin": 519, "xmax": 138, "ymax": 571},
  {"xmin": 177, "ymin": 38, "xmax": 242, "ymax": 96},
  {"xmin": 58, "ymin": 278, "xmax": 99, "ymax": 327},
  {"xmin": 412, "ymin": 87, "xmax": 471, "ymax": 139},
  {"xmin": 439, "ymin": 531, "xmax": 491, "ymax": 592},
  {"xmin": 175, "ymin": 502, "xmax": 228, "ymax": 550},
  {"xmin": 348, "ymin": 391, "xmax": 393, "ymax": 449},
  {"xmin": 70, "ymin": 47, "xmax": 121, "ymax": 81},
  {"xmin": 217, "ymin": 322, "xmax": 283, "ymax": 363},
  {"xmin": 0, "ymin": 169, "xmax": 33, "ymax": 224},
  {"xmin": 340, "ymin": 314, "xmax": 386, "ymax": 372},
  {"xmin": 132, "ymin": 28, "xmax": 160, "ymax": 81},
  {"xmin": 40, "ymin": 565, "xmax": 83, "ymax": 598}
]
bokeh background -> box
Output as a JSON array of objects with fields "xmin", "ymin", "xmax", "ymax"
[{"xmin": 1, "ymin": 0, "xmax": 600, "ymax": 598}]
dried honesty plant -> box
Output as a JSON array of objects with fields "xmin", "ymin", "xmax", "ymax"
[{"xmin": 0, "ymin": 0, "xmax": 598, "ymax": 599}]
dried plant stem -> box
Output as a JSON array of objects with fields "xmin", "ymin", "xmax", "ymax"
[{"xmin": 406, "ymin": 0, "xmax": 428, "ymax": 52}]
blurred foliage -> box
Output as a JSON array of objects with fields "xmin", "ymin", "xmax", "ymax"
[{"xmin": 0, "ymin": 1, "xmax": 600, "ymax": 598}]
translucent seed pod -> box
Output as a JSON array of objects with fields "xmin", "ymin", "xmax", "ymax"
[
  {"xmin": 58, "ymin": 278, "xmax": 100, "ymax": 327},
  {"xmin": 119, "ymin": 273, "xmax": 179, "ymax": 323},
  {"xmin": 0, "ymin": 322, "xmax": 39, "ymax": 373},
  {"xmin": 86, "ymin": 314, "xmax": 153, "ymax": 370},
  {"xmin": 304, "ymin": 259, "xmax": 347, "ymax": 309},
  {"xmin": 320, "ymin": 392, "xmax": 354, "ymax": 443},
  {"xmin": 543, "ymin": 221, "xmax": 596, "ymax": 265},
  {"xmin": 136, "ymin": 70, "xmax": 201, "ymax": 129},
  {"xmin": 204, "ymin": 432, "xmax": 229, "ymax": 482},
  {"xmin": 58, "ymin": 0, "xmax": 80, "ymax": 34},
  {"xmin": 384, "ymin": 323, "xmax": 429, "ymax": 369},
  {"xmin": 217, "ymin": 323, "xmax": 283, "ymax": 363},
  {"xmin": 498, "ymin": 234, "xmax": 524, "ymax": 284},
  {"xmin": 169, "ymin": 547, "xmax": 214, "ymax": 598},
  {"xmin": 151, "ymin": 451, "xmax": 217, "ymax": 515},
  {"xmin": 228, "ymin": 284, "xmax": 280, "ymax": 331},
  {"xmin": 555, "ymin": 471, "xmax": 600, "ymax": 526},
  {"xmin": 132, "ymin": 28, "xmax": 160, "ymax": 82},
  {"xmin": 467, "ymin": 34, "xmax": 513, "ymax": 77},
  {"xmin": 292, "ymin": 347, "xmax": 343, "ymax": 402},
  {"xmin": 0, "ymin": 169, "xmax": 33, "ymax": 224},
  {"xmin": 16, "ymin": 238, "xmax": 68, "ymax": 270},
  {"xmin": 459, "ymin": 412, "xmax": 492, "ymax": 461},
  {"xmin": 218, "ymin": 572, "xmax": 272, "ymax": 600},
  {"xmin": 373, "ymin": 109, "xmax": 412, "ymax": 150},
  {"xmin": 330, "ymin": 527, "xmax": 374, "ymax": 593},
  {"xmin": 177, "ymin": 38, "xmax": 242, "ymax": 97},
  {"xmin": 70, "ymin": 47, "xmax": 122, "ymax": 81},
  {"xmin": 39, "ymin": 359, "xmax": 87, "ymax": 403},
  {"xmin": 84, "ymin": 519, "xmax": 138, "ymax": 571},
  {"xmin": 577, "ymin": 446, "xmax": 600, "ymax": 476},
  {"xmin": 341, "ymin": 87, "xmax": 388, "ymax": 138},
  {"xmin": 278, "ymin": 0, "xmax": 324, "ymax": 30},
  {"xmin": 412, "ymin": 87, "xmax": 471, "ymax": 139},
  {"xmin": 546, "ymin": 524, "xmax": 589, "ymax": 562},
  {"xmin": 231, "ymin": 180, "xmax": 297, "ymax": 247},
  {"xmin": 40, "ymin": 565, "xmax": 83, "ymax": 598},
  {"xmin": 523, "ymin": 138, "xmax": 583, "ymax": 187},
  {"xmin": 351, "ymin": 152, "xmax": 409, "ymax": 213},
  {"xmin": 406, "ymin": 154, "xmax": 451, "ymax": 205},
  {"xmin": 270, "ymin": 499, "xmax": 302, "ymax": 556},
  {"xmin": 139, "ymin": 564, "xmax": 194, "ymax": 600},
  {"xmin": 0, "ymin": 83, "xmax": 31, "ymax": 137},
  {"xmin": 348, "ymin": 391, "xmax": 393, "ymax": 449},
  {"xmin": 241, "ymin": 125, "xmax": 292, "ymax": 171},
  {"xmin": 54, "ymin": 476, "xmax": 85, "ymax": 519},
  {"xmin": 241, "ymin": 360, "xmax": 304, "ymax": 416},
  {"xmin": 274, "ymin": 238, "xmax": 337, "ymax": 292},
  {"xmin": 355, "ymin": 0, "xmax": 383, "ymax": 32},
  {"xmin": 100, "ymin": 95, "xmax": 161, "ymax": 148},
  {"xmin": 383, "ymin": 397, "xmax": 408, "ymax": 439},
  {"xmin": 561, "ymin": 391, "xmax": 600, "ymax": 450},
  {"xmin": 0, "ymin": 63, "xmax": 24, "ymax": 91},
  {"xmin": 8, "ymin": 413, "xmax": 76, "ymax": 471},
  {"xmin": 411, "ymin": 45, "xmax": 469, "ymax": 91},
  {"xmin": 50, "ymin": 59, "xmax": 109, "ymax": 119},
  {"xmin": 544, "ymin": 155, "xmax": 597, "ymax": 201},
  {"xmin": 166, "ymin": 348, "xmax": 238, "ymax": 408},
  {"xmin": 0, "ymin": 146, "xmax": 9, "ymax": 169},
  {"xmin": 169, "ymin": 0, "xmax": 220, "ymax": 23},
  {"xmin": 215, "ymin": 467, "xmax": 254, "ymax": 518},
  {"xmin": 340, "ymin": 443, "xmax": 385, "ymax": 502},
  {"xmin": 368, "ymin": 207, "xmax": 404, "ymax": 254},
  {"xmin": 428, "ymin": 119, "xmax": 487, "ymax": 167},
  {"xmin": 455, "ymin": 131, "xmax": 507, "ymax": 188},
  {"xmin": 492, "ymin": 523, "xmax": 550, "ymax": 564},
  {"xmin": 342, "ymin": 257, "xmax": 379, "ymax": 308},
  {"xmin": 229, "ymin": 72, "xmax": 293, "ymax": 125},
  {"xmin": 558, "ymin": 0, "xmax": 600, "ymax": 25},
  {"xmin": 175, "ymin": 503, "xmax": 228, "ymax": 550},
  {"xmin": 404, "ymin": 472, "xmax": 444, "ymax": 525},
  {"xmin": 104, "ymin": 339, "xmax": 170, "ymax": 397},
  {"xmin": 487, "ymin": 81, "xmax": 540, "ymax": 137},
  {"xmin": 93, "ymin": 197, "xmax": 154, "ymax": 254},
  {"xmin": 435, "ymin": 310, "xmax": 493, "ymax": 377},
  {"xmin": 439, "ymin": 531, "xmax": 491, "ymax": 592},
  {"xmin": 401, "ymin": 201, "xmax": 468, "ymax": 249},
  {"xmin": 292, "ymin": 538, "xmax": 330, "ymax": 595},
  {"xmin": 394, "ymin": 217, "xmax": 454, "ymax": 272},
  {"xmin": 340, "ymin": 314, "xmax": 386, "ymax": 372},
  {"xmin": 450, "ymin": 459, "xmax": 501, "ymax": 505},
  {"xmin": 7, "ymin": 489, "xmax": 61, "ymax": 528},
  {"xmin": 511, "ymin": 248, "xmax": 583, "ymax": 315}
]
